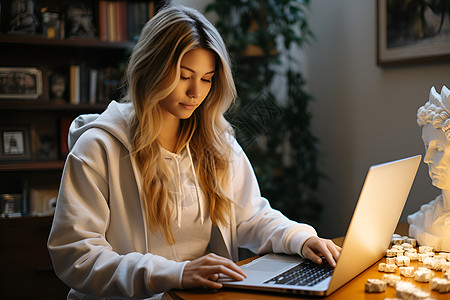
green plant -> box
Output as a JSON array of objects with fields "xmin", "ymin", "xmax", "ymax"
[{"xmin": 205, "ymin": 0, "xmax": 322, "ymax": 224}]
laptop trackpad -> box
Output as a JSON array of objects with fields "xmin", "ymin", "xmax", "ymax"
[
  {"xmin": 220, "ymin": 255, "xmax": 301, "ymax": 284},
  {"xmin": 244, "ymin": 260, "xmax": 293, "ymax": 272}
]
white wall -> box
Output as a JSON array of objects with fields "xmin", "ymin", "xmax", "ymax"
[
  {"xmin": 175, "ymin": 0, "xmax": 450, "ymax": 238},
  {"xmin": 307, "ymin": 0, "xmax": 450, "ymax": 237},
  {"xmin": 172, "ymin": 0, "xmax": 208, "ymax": 11}
]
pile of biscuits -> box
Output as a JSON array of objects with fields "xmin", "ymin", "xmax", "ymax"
[{"xmin": 364, "ymin": 234, "xmax": 450, "ymax": 299}]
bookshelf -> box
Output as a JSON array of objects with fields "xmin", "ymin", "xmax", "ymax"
[{"xmin": 0, "ymin": 0, "xmax": 167, "ymax": 298}]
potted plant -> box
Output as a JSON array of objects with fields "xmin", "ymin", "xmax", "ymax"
[{"xmin": 205, "ymin": 0, "xmax": 322, "ymax": 224}]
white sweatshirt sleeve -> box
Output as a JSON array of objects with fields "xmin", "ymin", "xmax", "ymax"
[
  {"xmin": 229, "ymin": 139, "xmax": 318, "ymax": 256},
  {"xmin": 48, "ymin": 147, "xmax": 187, "ymax": 298}
]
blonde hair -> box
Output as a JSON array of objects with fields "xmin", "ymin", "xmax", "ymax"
[
  {"xmin": 417, "ymin": 86, "xmax": 450, "ymax": 139},
  {"xmin": 124, "ymin": 6, "xmax": 237, "ymax": 244}
]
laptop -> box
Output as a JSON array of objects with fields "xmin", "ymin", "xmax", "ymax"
[{"xmin": 219, "ymin": 155, "xmax": 421, "ymax": 296}]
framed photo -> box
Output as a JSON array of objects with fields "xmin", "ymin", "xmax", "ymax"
[
  {"xmin": 30, "ymin": 187, "xmax": 58, "ymax": 216},
  {"xmin": 34, "ymin": 130, "xmax": 58, "ymax": 161},
  {"xmin": 0, "ymin": 125, "xmax": 32, "ymax": 161},
  {"xmin": 48, "ymin": 67, "xmax": 69, "ymax": 103},
  {"xmin": 0, "ymin": 194, "xmax": 22, "ymax": 218},
  {"xmin": 377, "ymin": 0, "xmax": 450, "ymax": 66},
  {"xmin": 0, "ymin": 67, "xmax": 43, "ymax": 99}
]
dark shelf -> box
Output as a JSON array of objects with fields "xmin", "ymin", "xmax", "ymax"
[
  {"xmin": 0, "ymin": 100, "xmax": 108, "ymax": 111},
  {"xmin": 0, "ymin": 1, "xmax": 143, "ymax": 297},
  {"xmin": 0, "ymin": 214, "xmax": 53, "ymax": 225},
  {"xmin": 0, "ymin": 34, "xmax": 134, "ymax": 49},
  {"xmin": 0, "ymin": 161, "xmax": 65, "ymax": 171}
]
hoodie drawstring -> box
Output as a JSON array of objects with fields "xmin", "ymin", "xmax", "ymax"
[
  {"xmin": 165, "ymin": 144, "xmax": 203, "ymax": 229},
  {"xmin": 174, "ymin": 155, "xmax": 183, "ymax": 229},
  {"xmin": 186, "ymin": 145, "xmax": 204, "ymax": 225}
]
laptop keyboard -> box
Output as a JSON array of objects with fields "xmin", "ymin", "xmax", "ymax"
[{"xmin": 263, "ymin": 259, "xmax": 334, "ymax": 287}]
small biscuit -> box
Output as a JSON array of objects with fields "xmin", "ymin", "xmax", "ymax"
[
  {"xmin": 392, "ymin": 245, "xmax": 404, "ymax": 250},
  {"xmin": 443, "ymin": 261, "xmax": 450, "ymax": 273},
  {"xmin": 365, "ymin": 278, "xmax": 386, "ymax": 293},
  {"xmin": 401, "ymin": 242, "xmax": 413, "ymax": 249},
  {"xmin": 395, "ymin": 282, "xmax": 416, "ymax": 298},
  {"xmin": 399, "ymin": 266, "xmax": 415, "ymax": 278},
  {"xmin": 395, "ymin": 256, "xmax": 410, "ymax": 267},
  {"xmin": 414, "ymin": 268, "xmax": 432, "ymax": 283},
  {"xmin": 405, "ymin": 251, "xmax": 419, "ymax": 261},
  {"xmin": 396, "ymin": 281, "xmax": 431, "ymax": 299},
  {"xmin": 378, "ymin": 263, "xmax": 398, "ymax": 273},
  {"xmin": 392, "ymin": 238, "xmax": 404, "ymax": 246},
  {"xmin": 386, "ymin": 257, "xmax": 396, "ymax": 265},
  {"xmin": 386, "ymin": 248, "xmax": 397, "ymax": 257},
  {"xmin": 381, "ymin": 274, "xmax": 401, "ymax": 287},
  {"xmin": 405, "ymin": 238, "xmax": 417, "ymax": 247},
  {"xmin": 418, "ymin": 252, "xmax": 434, "ymax": 262},
  {"xmin": 436, "ymin": 252, "xmax": 449, "ymax": 261},
  {"xmin": 430, "ymin": 277, "xmax": 450, "ymax": 293},
  {"xmin": 423, "ymin": 256, "xmax": 446, "ymax": 271},
  {"xmin": 418, "ymin": 245, "xmax": 434, "ymax": 254}
]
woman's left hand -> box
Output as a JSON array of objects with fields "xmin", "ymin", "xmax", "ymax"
[{"xmin": 301, "ymin": 236, "xmax": 342, "ymax": 267}]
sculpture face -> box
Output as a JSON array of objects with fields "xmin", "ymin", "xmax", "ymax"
[
  {"xmin": 422, "ymin": 123, "xmax": 450, "ymax": 190},
  {"xmin": 409, "ymin": 85, "xmax": 450, "ymax": 252}
]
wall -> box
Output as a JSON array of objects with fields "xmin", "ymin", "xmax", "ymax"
[
  {"xmin": 172, "ymin": 0, "xmax": 207, "ymax": 11},
  {"xmin": 307, "ymin": 0, "xmax": 450, "ymax": 237},
  {"xmin": 175, "ymin": 0, "xmax": 450, "ymax": 238}
]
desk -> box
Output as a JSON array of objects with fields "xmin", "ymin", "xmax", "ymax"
[{"xmin": 165, "ymin": 224, "xmax": 448, "ymax": 299}]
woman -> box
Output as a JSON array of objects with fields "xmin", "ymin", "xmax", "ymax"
[{"xmin": 48, "ymin": 5, "xmax": 341, "ymax": 299}]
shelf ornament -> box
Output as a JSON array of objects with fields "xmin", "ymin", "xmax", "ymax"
[{"xmin": 8, "ymin": 0, "xmax": 39, "ymax": 34}]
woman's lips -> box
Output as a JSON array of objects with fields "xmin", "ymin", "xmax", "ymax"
[{"xmin": 180, "ymin": 103, "xmax": 196, "ymax": 110}]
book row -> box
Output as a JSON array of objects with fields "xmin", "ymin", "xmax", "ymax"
[{"xmin": 0, "ymin": 0, "xmax": 160, "ymax": 42}]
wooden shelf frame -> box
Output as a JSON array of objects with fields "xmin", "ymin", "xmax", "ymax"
[
  {"xmin": 0, "ymin": 161, "xmax": 65, "ymax": 171},
  {"xmin": 0, "ymin": 34, "xmax": 134, "ymax": 49},
  {"xmin": 0, "ymin": 100, "xmax": 108, "ymax": 111}
]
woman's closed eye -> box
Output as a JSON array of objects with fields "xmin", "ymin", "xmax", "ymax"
[{"xmin": 180, "ymin": 76, "xmax": 213, "ymax": 84}]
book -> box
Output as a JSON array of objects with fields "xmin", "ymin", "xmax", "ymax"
[
  {"xmin": 149, "ymin": 1, "xmax": 155, "ymax": 19},
  {"xmin": 82, "ymin": 63, "xmax": 94, "ymax": 104},
  {"xmin": 98, "ymin": 0, "xmax": 108, "ymax": 41},
  {"xmin": 89, "ymin": 68, "xmax": 98, "ymax": 104},
  {"xmin": 69, "ymin": 65, "xmax": 80, "ymax": 105},
  {"xmin": 117, "ymin": 1, "xmax": 128, "ymax": 42},
  {"xmin": 107, "ymin": 1, "xmax": 116, "ymax": 42}
]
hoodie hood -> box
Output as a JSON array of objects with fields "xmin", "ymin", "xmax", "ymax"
[{"xmin": 68, "ymin": 101, "xmax": 133, "ymax": 152}]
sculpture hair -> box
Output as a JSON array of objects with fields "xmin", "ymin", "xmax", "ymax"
[
  {"xmin": 417, "ymin": 86, "xmax": 450, "ymax": 139},
  {"xmin": 123, "ymin": 5, "xmax": 236, "ymax": 244}
]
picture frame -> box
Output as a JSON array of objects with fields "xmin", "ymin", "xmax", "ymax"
[
  {"xmin": 0, "ymin": 125, "xmax": 32, "ymax": 161},
  {"xmin": 377, "ymin": 0, "xmax": 450, "ymax": 66},
  {"xmin": 0, "ymin": 193, "xmax": 22, "ymax": 218},
  {"xmin": 0, "ymin": 67, "xmax": 43, "ymax": 99},
  {"xmin": 34, "ymin": 129, "xmax": 58, "ymax": 161},
  {"xmin": 30, "ymin": 187, "xmax": 58, "ymax": 217}
]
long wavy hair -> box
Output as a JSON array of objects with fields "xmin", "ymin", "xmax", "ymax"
[{"xmin": 124, "ymin": 5, "xmax": 237, "ymax": 244}]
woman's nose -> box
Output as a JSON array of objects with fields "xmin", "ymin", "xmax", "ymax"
[{"xmin": 187, "ymin": 82, "xmax": 202, "ymax": 98}]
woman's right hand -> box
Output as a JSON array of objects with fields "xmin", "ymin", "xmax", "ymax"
[{"xmin": 182, "ymin": 253, "xmax": 247, "ymax": 289}]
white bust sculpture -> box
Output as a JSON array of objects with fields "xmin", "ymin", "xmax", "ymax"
[{"xmin": 408, "ymin": 85, "xmax": 450, "ymax": 252}]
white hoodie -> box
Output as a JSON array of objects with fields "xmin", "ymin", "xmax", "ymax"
[{"xmin": 47, "ymin": 101, "xmax": 317, "ymax": 299}]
